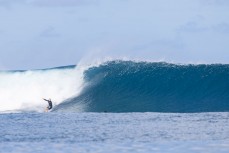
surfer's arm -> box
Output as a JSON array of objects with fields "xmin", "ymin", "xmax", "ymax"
[{"xmin": 43, "ymin": 98, "xmax": 48, "ymax": 102}]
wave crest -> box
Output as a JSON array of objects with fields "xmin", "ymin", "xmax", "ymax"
[{"xmin": 54, "ymin": 61, "xmax": 229, "ymax": 113}]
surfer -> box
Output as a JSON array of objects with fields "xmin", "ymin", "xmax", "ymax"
[{"xmin": 43, "ymin": 98, "xmax": 52, "ymax": 112}]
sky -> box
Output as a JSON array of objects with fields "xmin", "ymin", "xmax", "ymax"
[{"xmin": 0, "ymin": 0, "xmax": 229, "ymax": 70}]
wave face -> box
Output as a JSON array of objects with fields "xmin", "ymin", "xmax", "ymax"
[
  {"xmin": 1, "ymin": 60, "xmax": 229, "ymax": 113},
  {"xmin": 54, "ymin": 61, "xmax": 229, "ymax": 113}
]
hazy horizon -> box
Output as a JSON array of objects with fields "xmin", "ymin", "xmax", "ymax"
[{"xmin": 0, "ymin": 0, "xmax": 229, "ymax": 70}]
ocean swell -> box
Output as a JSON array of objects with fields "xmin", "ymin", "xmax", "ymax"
[{"xmin": 54, "ymin": 61, "xmax": 229, "ymax": 113}]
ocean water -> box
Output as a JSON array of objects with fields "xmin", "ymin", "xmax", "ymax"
[
  {"xmin": 1, "ymin": 60, "xmax": 229, "ymax": 152},
  {"xmin": 1, "ymin": 112, "xmax": 229, "ymax": 153}
]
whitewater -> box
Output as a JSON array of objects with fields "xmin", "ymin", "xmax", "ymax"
[
  {"xmin": 0, "ymin": 65, "xmax": 85, "ymax": 112},
  {"xmin": 1, "ymin": 60, "xmax": 229, "ymax": 153}
]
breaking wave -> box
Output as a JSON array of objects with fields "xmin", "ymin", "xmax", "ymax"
[
  {"xmin": 1, "ymin": 60, "xmax": 229, "ymax": 113},
  {"xmin": 53, "ymin": 61, "xmax": 229, "ymax": 113}
]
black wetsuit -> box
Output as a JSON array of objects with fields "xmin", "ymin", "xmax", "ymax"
[
  {"xmin": 47, "ymin": 100, "xmax": 52, "ymax": 110},
  {"xmin": 44, "ymin": 99, "xmax": 52, "ymax": 110}
]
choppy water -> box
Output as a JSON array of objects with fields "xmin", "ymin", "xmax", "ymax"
[{"xmin": 0, "ymin": 112, "xmax": 229, "ymax": 153}]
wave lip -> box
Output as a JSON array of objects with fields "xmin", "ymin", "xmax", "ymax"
[{"xmin": 54, "ymin": 61, "xmax": 229, "ymax": 113}]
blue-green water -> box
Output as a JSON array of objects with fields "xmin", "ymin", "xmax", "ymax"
[
  {"xmin": 1, "ymin": 61, "xmax": 229, "ymax": 153},
  {"xmin": 54, "ymin": 61, "xmax": 229, "ymax": 113}
]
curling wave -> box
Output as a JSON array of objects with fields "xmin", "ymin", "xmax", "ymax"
[{"xmin": 53, "ymin": 61, "xmax": 229, "ymax": 113}]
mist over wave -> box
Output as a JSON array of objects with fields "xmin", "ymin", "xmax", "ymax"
[{"xmin": 1, "ymin": 60, "xmax": 229, "ymax": 113}]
